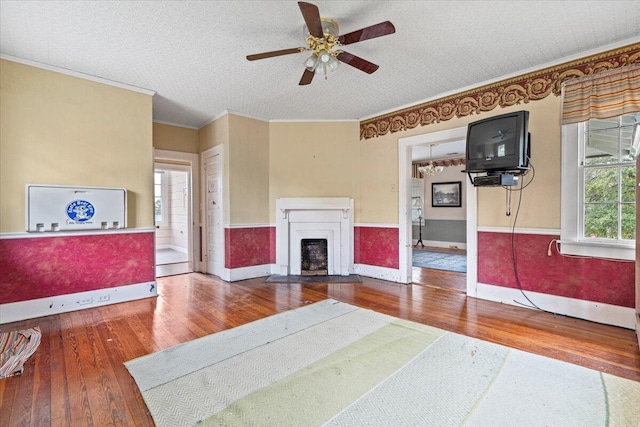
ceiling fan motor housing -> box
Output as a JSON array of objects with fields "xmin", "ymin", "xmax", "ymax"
[{"xmin": 303, "ymin": 17, "xmax": 339, "ymax": 38}]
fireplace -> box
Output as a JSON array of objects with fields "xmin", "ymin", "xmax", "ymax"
[
  {"xmin": 301, "ymin": 238, "xmax": 328, "ymax": 275},
  {"xmin": 275, "ymin": 198, "xmax": 354, "ymax": 276}
]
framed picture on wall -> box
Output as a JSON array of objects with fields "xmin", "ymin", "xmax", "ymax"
[{"xmin": 432, "ymin": 181, "xmax": 461, "ymax": 207}]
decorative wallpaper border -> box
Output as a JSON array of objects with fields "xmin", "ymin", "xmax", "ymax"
[{"xmin": 360, "ymin": 43, "xmax": 640, "ymax": 140}]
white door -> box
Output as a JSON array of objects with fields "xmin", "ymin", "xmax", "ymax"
[{"xmin": 204, "ymin": 149, "xmax": 224, "ymax": 276}]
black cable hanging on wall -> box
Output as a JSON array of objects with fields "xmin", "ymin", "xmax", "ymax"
[
  {"xmin": 502, "ymin": 161, "xmax": 559, "ymax": 314},
  {"xmin": 505, "ymin": 162, "xmax": 545, "ymax": 311}
]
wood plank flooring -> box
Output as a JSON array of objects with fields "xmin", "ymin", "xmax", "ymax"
[
  {"xmin": 1, "ymin": 272, "xmax": 639, "ymax": 426},
  {"xmin": 412, "ymin": 266, "xmax": 467, "ymax": 292},
  {"xmin": 411, "ymin": 246, "xmax": 467, "ymax": 292}
]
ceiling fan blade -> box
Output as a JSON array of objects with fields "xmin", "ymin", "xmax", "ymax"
[
  {"xmin": 247, "ymin": 47, "xmax": 305, "ymax": 61},
  {"xmin": 338, "ymin": 21, "xmax": 396, "ymax": 46},
  {"xmin": 298, "ymin": 2, "xmax": 323, "ymax": 38},
  {"xmin": 337, "ymin": 51, "xmax": 379, "ymax": 74},
  {"xmin": 299, "ymin": 69, "xmax": 315, "ymax": 85}
]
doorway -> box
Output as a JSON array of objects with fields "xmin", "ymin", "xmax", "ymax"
[
  {"xmin": 398, "ymin": 126, "xmax": 478, "ymax": 297},
  {"xmin": 410, "ymin": 145, "xmax": 467, "ymax": 292},
  {"xmin": 153, "ymin": 149, "xmax": 200, "ymax": 277}
]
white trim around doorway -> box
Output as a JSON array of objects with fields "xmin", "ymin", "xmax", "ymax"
[
  {"xmin": 154, "ymin": 149, "xmax": 201, "ymax": 273},
  {"xmin": 398, "ymin": 127, "xmax": 477, "ymax": 296}
]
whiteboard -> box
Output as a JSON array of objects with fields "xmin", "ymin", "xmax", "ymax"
[{"xmin": 26, "ymin": 185, "xmax": 127, "ymax": 232}]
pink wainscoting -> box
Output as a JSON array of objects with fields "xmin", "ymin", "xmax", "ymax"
[
  {"xmin": 0, "ymin": 232, "xmax": 155, "ymax": 304},
  {"xmin": 225, "ymin": 227, "xmax": 274, "ymax": 269},
  {"xmin": 355, "ymin": 226, "xmax": 399, "ymax": 269},
  {"xmin": 478, "ymin": 232, "xmax": 635, "ymax": 308},
  {"xmin": 269, "ymin": 226, "xmax": 276, "ymax": 266}
]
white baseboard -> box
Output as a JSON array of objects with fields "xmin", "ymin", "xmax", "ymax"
[
  {"xmin": 0, "ymin": 281, "xmax": 158, "ymax": 324},
  {"xmin": 354, "ymin": 264, "xmax": 402, "ymax": 283},
  {"xmin": 476, "ymin": 282, "xmax": 635, "ymax": 329},
  {"xmin": 223, "ymin": 264, "xmax": 272, "ymax": 282}
]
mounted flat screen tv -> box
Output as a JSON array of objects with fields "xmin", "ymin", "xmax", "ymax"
[{"xmin": 465, "ymin": 110, "xmax": 530, "ymax": 173}]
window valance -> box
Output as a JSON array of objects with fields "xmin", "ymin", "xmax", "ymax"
[{"xmin": 561, "ymin": 64, "xmax": 640, "ymax": 125}]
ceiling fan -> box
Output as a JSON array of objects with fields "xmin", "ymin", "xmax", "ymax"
[{"xmin": 246, "ymin": 1, "xmax": 395, "ymax": 85}]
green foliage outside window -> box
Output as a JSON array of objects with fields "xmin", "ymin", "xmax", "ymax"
[{"xmin": 583, "ymin": 115, "xmax": 636, "ymax": 240}]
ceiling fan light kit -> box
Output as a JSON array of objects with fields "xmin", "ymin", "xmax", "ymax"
[{"xmin": 246, "ymin": 2, "xmax": 396, "ymax": 85}]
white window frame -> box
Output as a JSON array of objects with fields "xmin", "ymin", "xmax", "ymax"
[
  {"xmin": 561, "ymin": 122, "xmax": 635, "ymax": 261},
  {"xmin": 154, "ymin": 171, "xmax": 166, "ymax": 225}
]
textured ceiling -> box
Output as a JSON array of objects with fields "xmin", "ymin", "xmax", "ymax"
[{"xmin": 1, "ymin": 1, "xmax": 639, "ymax": 133}]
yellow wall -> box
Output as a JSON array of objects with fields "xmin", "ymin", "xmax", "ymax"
[
  {"xmin": 228, "ymin": 114, "xmax": 270, "ymax": 225},
  {"xmin": 476, "ymin": 98, "xmax": 561, "ymax": 228},
  {"xmin": 1, "ymin": 54, "xmax": 561, "ymax": 234},
  {"xmin": 153, "ymin": 122, "xmax": 199, "ymax": 153},
  {"xmin": 199, "ymin": 114, "xmax": 231, "ymax": 222},
  {"xmin": 0, "ymin": 59, "xmax": 154, "ymax": 232},
  {"xmin": 199, "ymin": 114, "xmax": 228, "ymax": 153},
  {"xmin": 358, "ymin": 98, "xmax": 562, "ymax": 229},
  {"xmin": 199, "ymin": 116, "xmax": 359, "ymax": 225},
  {"xmin": 268, "ymin": 121, "xmax": 361, "ymax": 223},
  {"xmin": 358, "ymin": 135, "xmax": 399, "ymax": 224}
]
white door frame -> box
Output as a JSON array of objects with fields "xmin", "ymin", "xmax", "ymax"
[
  {"xmin": 201, "ymin": 145, "xmax": 225, "ymax": 278},
  {"xmin": 398, "ymin": 127, "xmax": 478, "ymax": 296},
  {"xmin": 153, "ymin": 149, "xmax": 201, "ymax": 273}
]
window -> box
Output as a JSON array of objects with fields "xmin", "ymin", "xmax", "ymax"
[
  {"xmin": 154, "ymin": 171, "xmax": 164, "ymax": 224},
  {"xmin": 561, "ymin": 113, "xmax": 638, "ymax": 260}
]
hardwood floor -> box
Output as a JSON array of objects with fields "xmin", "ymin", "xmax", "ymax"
[
  {"xmin": 412, "ymin": 266, "xmax": 466, "ymax": 292},
  {"xmin": 1, "ymin": 273, "xmax": 639, "ymax": 426},
  {"xmin": 412, "ymin": 246, "xmax": 467, "ymax": 292}
]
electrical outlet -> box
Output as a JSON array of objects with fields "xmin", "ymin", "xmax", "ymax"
[
  {"xmin": 97, "ymin": 294, "xmax": 110, "ymax": 303},
  {"xmin": 77, "ymin": 297, "xmax": 93, "ymax": 305}
]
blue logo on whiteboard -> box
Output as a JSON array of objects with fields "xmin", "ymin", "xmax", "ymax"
[{"xmin": 66, "ymin": 200, "xmax": 95, "ymax": 222}]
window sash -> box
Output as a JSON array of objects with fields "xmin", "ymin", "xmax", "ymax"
[
  {"xmin": 579, "ymin": 120, "xmax": 635, "ymax": 241},
  {"xmin": 154, "ymin": 171, "xmax": 165, "ymax": 224},
  {"xmin": 561, "ymin": 122, "xmax": 635, "ymax": 260}
]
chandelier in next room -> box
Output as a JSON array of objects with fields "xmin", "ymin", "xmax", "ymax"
[{"xmin": 418, "ymin": 144, "xmax": 444, "ymax": 177}]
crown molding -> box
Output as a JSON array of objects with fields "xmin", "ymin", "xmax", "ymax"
[
  {"xmin": 360, "ymin": 41, "xmax": 640, "ymax": 140},
  {"xmin": 153, "ymin": 120, "xmax": 199, "ymax": 130},
  {"xmin": 198, "ymin": 109, "xmax": 270, "ymax": 129},
  {"xmin": 0, "ymin": 54, "xmax": 156, "ymax": 96},
  {"xmin": 269, "ymin": 118, "xmax": 359, "ymax": 123}
]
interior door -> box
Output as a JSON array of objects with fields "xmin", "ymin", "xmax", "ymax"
[{"xmin": 205, "ymin": 151, "xmax": 223, "ymax": 276}]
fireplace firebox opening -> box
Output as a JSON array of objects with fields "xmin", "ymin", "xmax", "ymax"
[{"xmin": 301, "ymin": 238, "xmax": 328, "ymax": 276}]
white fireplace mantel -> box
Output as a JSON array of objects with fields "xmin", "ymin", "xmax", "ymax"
[
  {"xmin": 278, "ymin": 198, "xmax": 352, "ymax": 219},
  {"xmin": 275, "ymin": 198, "xmax": 354, "ymax": 276}
]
